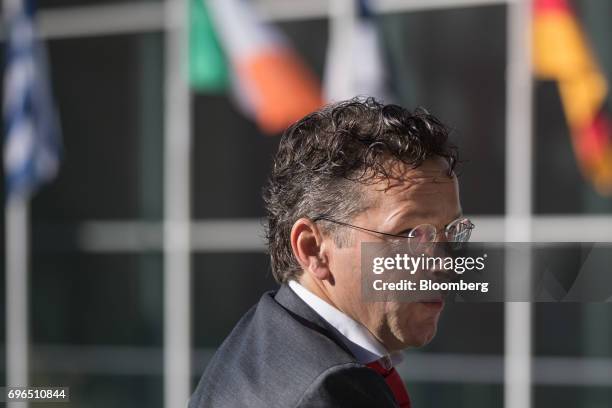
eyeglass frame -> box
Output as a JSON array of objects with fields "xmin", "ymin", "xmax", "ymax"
[{"xmin": 311, "ymin": 214, "xmax": 475, "ymax": 243}]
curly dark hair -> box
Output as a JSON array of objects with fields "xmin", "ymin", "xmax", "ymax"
[{"xmin": 263, "ymin": 97, "xmax": 457, "ymax": 283}]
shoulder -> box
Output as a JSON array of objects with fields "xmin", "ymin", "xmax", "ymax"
[
  {"xmin": 191, "ymin": 288, "xmax": 392, "ymax": 408},
  {"xmin": 296, "ymin": 363, "xmax": 397, "ymax": 408}
]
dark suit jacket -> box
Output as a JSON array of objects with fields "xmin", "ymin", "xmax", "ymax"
[{"xmin": 189, "ymin": 284, "xmax": 398, "ymax": 408}]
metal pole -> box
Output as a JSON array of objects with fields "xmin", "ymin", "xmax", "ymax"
[
  {"xmin": 324, "ymin": 0, "xmax": 356, "ymax": 101},
  {"xmin": 6, "ymin": 197, "xmax": 29, "ymax": 408},
  {"xmin": 4, "ymin": 1, "xmax": 30, "ymax": 405},
  {"xmin": 504, "ymin": 1, "xmax": 533, "ymax": 408},
  {"xmin": 163, "ymin": 0, "xmax": 191, "ymax": 406}
]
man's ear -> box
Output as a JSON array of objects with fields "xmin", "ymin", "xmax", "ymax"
[{"xmin": 290, "ymin": 218, "xmax": 331, "ymax": 281}]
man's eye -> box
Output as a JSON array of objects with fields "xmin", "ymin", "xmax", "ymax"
[{"xmin": 399, "ymin": 229, "xmax": 414, "ymax": 237}]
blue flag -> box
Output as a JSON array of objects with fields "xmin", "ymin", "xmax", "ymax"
[{"xmin": 4, "ymin": 0, "xmax": 61, "ymax": 199}]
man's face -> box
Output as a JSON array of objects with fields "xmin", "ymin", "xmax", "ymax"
[{"xmin": 324, "ymin": 157, "xmax": 461, "ymax": 351}]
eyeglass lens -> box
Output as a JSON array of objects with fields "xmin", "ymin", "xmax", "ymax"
[{"xmin": 406, "ymin": 219, "xmax": 473, "ymax": 252}]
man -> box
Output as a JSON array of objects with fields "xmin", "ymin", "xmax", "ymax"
[{"xmin": 190, "ymin": 98, "xmax": 470, "ymax": 407}]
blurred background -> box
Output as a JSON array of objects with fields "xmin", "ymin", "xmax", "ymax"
[{"xmin": 1, "ymin": 0, "xmax": 612, "ymax": 407}]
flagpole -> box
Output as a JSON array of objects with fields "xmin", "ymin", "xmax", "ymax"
[
  {"xmin": 4, "ymin": 0, "xmax": 32, "ymax": 403},
  {"xmin": 504, "ymin": 1, "xmax": 533, "ymax": 408},
  {"xmin": 163, "ymin": 0, "xmax": 191, "ymax": 406},
  {"xmin": 5, "ymin": 196, "xmax": 30, "ymax": 408}
]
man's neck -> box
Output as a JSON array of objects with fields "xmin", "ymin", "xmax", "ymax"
[
  {"xmin": 288, "ymin": 279, "xmax": 395, "ymax": 365},
  {"xmin": 295, "ymin": 274, "xmax": 400, "ymax": 353},
  {"xmin": 297, "ymin": 274, "xmax": 336, "ymax": 309}
]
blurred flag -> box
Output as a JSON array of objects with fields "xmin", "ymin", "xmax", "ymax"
[
  {"xmin": 533, "ymin": 0, "xmax": 612, "ymax": 195},
  {"xmin": 3, "ymin": 0, "xmax": 61, "ymax": 199},
  {"xmin": 189, "ymin": 0, "xmax": 229, "ymax": 92},
  {"xmin": 197, "ymin": 0, "xmax": 323, "ymax": 134},
  {"xmin": 324, "ymin": 0, "xmax": 390, "ymax": 102}
]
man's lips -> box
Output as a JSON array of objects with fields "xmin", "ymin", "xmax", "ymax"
[{"xmin": 418, "ymin": 299, "xmax": 445, "ymax": 311}]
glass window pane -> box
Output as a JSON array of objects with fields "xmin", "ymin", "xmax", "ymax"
[
  {"xmin": 192, "ymin": 253, "xmax": 277, "ymax": 348},
  {"xmin": 31, "ymin": 373, "xmax": 162, "ymax": 408},
  {"xmin": 379, "ymin": 6, "xmax": 507, "ymax": 215},
  {"xmin": 32, "ymin": 33, "xmax": 164, "ymax": 222},
  {"xmin": 31, "ymin": 253, "xmax": 163, "ymax": 346},
  {"xmin": 535, "ymin": 385, "xmax": 612, "ymax": 408},
  {"xmin": 534, "ymin": 304, "xmax": 612, "ymax": 407},
  {"xmin": 410, "ymin": 383, "xmax": 502, "ymax": 407}
]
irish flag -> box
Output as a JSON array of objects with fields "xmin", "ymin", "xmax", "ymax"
[
  {"xmin": 192, "ymin": 0, "xmax": 323, "ymax": 135},
  {"xmin": 533, "ymin": 0, "xmax": 612, "ymax": 195}
]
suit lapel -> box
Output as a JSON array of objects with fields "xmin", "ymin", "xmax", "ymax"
[{"xmin": 273, "ymin": 283, "xmax": 357, "ymax": 359}]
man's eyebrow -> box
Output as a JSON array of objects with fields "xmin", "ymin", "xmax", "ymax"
[
  {"xmin": 387, "ymin": 210, "xmax": 465, "ymax": 228},
  {"xmin": 385, "ymin": 206, "xmax": 431, "ymax": 223}
]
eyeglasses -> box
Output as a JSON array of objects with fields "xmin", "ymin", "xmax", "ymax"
[{"xmin": 312, "ymin": 214, "xmax": 475, "ymax": 252}]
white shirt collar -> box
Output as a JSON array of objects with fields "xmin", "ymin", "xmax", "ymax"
[{"xmin": 288, "ymin": 280, "xmax": 403, "ymax": 367}]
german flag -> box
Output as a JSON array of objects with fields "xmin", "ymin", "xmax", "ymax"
[{"xmin": 533, "ymin": 0, "xmax": 612, "ymax": 195}]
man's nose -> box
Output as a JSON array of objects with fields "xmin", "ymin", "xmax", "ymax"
[
  {"xmin": 425, "ymin": 236, "xmax": 454, "ymax": 282},
  {"xmin": 421, "ymin": 231, "xmax": 450, "ymax": 256}
]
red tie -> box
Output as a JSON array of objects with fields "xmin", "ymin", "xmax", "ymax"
[{"xmin": 366, "ymin": 360, "xmax": 412, "ymax": 408}]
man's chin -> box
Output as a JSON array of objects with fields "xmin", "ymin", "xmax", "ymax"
[
  {"xmin": 413, "ymin": 328, "xmax": 438, "ymax": 347},
  {"xmin": 401, "ymin": 304, "xmax": 443, "ymax": 347},
  {"xmin": 388, "ymin": 320, "xmax": 439, "ymax": 349},
  {"xmin": 412, "ymin": 329, "xmax": 439, "ymax": 348}
]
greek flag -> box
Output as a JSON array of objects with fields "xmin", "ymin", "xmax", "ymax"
[{"xmin": 3, "ymin": 0, "xmax": 60, "ymax": 200}]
